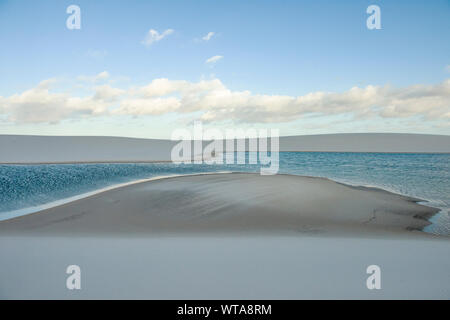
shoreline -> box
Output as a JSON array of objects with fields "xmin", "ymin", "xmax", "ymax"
[
  {"xmin": 0, "ymin": 171, "xmax": 233, "ymax": 222},
  {"xmin": 1, "ymin": 150, "xmax": 449, "ymax": 165},
  {"xmin": 0, "ymin": 172, "xmax": 442, "ymax": 238}
]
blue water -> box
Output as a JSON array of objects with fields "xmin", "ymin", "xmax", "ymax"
[{"xmin": 0, "ymin": 152, "xmax": 449, "ymax": 235}]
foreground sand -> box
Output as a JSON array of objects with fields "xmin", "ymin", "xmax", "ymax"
[
  {"xmin": 0, "ymin": 173, "xmax": 449, "ymax": 299},
  {"xmin": 0, "ymin": 235, "xmax": 449, "ymax": 299}
]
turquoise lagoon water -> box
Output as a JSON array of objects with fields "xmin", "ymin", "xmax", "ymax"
[{"xmin": 0, "ymin": 152, "xmax": 449, "ymax": 235}]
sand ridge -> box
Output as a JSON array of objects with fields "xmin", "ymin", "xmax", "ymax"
[{"xmin": 0, "ymin": 173, "xmax": 440, "ymax": 237}]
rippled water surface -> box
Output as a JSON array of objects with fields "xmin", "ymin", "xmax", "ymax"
[{"xmin": 0, "ymin": 152, "xmax": 449, "ymax": 235}]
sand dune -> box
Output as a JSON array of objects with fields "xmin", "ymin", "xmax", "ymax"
[
  {"xmin": 0, "ymin": 173, "xmax": 439, "ymax": 236},
  {"xmin": 279, "ymin": 133, "xmax": 450, "ymax": 153},
  {"xmin": 0, "ymin": 135, "xmax": 176, "ymax": 163},
  {"xmin": 1, "ymin": 133, "xmax": 449, "ymax": 164}
]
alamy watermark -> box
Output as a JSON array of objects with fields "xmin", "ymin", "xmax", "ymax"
[
  {"xmin": 66, "ymin": 5, "xmax": 81, "ymax": 30},
  {"xmin": 170, "ymin": 121, "xmax": 279, "ymax": 175},
  {"xmin": 366, "ymin": 264, "xmax": 381, "ymax": 290},
  {"xmin": 367, "ymin": 5, "xmax": 381, "ymax": 30},
  {"xmin": 66, "ymin": 264, "xmax": 81, "ymax": 290},
  {"xmin": 64, "ymin": 4, "xmax": 380, "ymax": 31}
]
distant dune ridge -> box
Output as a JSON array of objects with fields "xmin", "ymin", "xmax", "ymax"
[{"xmin": 0, "ymin": 133, "xmax": 449, "ymax": 164}]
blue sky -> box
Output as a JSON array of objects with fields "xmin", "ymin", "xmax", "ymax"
[{"xmin": 0, "ymin": 0, "xmax": 449, "ymax": 138}]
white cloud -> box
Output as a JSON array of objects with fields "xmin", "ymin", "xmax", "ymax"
[
  {"xmin": 77, "ymin": 71, "xmax": 110, "ymax": 83},
  {"xmin": 0, "ymin": 80, "xmax": 120, "ymax": 123},
  {"xmin": 205, "ymin": 55, "xmax": 223, "ymax": 65},
  {"xmin": 93, "ymin": 85, "xmax": 125, "ymax": 101},
  {"xmin": 114, "ymin": 97, "xmax": 181, "ymax": 116},
  {"xmin": 1, "ymin": 76, "xmax": 449, "ymax": 126},
  {"xmin": 202, "ymin": 32, "xmax": 215, "ymax": 41},
  {"xmin": 96, "ymin": 71, "xmax": 110, "ymax": 81},
  {"xmin": 141, "ymin": 29, "xmax": 174, "ymax": 47},
  {"xmin": 137, "ymin": 78, "xmax": 223, "ymax": 98},
  {"xmin": 123, "ymin": 78, "xmax": 450, "ymax": 123}
]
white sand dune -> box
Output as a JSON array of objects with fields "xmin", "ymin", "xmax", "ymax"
[
  {"xmin": 1, "ymin": 133, "xmax": 449, "ymax": 164},
  {"xmin": 0, "ymin": 135, "xmax": 177, "ymax": 163},
  {"xmin": 0, "ymin": 173, "xmax": 449, "ymax": 299},
  {"xmin": 0, "ymin": 173, "xmax": 439, "ymax": 235},
  {"xmin": 279, "ymin": 133, "xmax": 450, "ymax": 153}
]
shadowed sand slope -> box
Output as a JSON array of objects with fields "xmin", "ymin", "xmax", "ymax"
[{"xmin": 0, "ymin": 173, "xmax": 439, "ymax": 236}]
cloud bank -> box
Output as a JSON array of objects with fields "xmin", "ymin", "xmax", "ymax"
[{"xmin": 0, "ymin": 76, "xmax": 449, "ymax": 126}]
